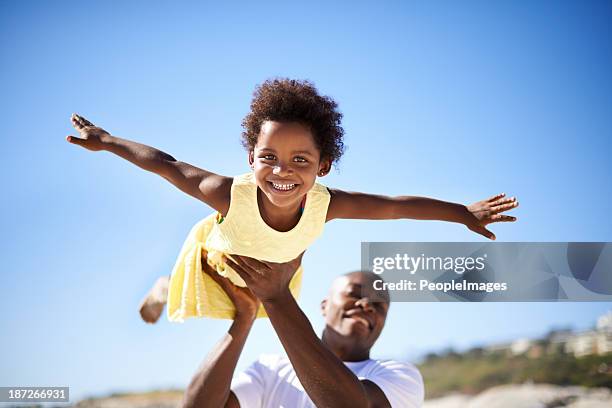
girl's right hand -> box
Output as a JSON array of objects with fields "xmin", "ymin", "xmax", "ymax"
[
  {"xmin": 201, "ymin": 250, "xmax": 261, "ymax": 320},
  {"xmin": 66, "ymin": 113, "xmax": 111, "ymax": 151}
]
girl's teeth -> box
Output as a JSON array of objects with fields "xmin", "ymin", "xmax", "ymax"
[{"xmin": 272, "ymin": 183, "xmax": 296, "ymax": 191}]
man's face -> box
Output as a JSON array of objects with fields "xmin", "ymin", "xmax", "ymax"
[
  {"xmin": 250, "ymin": 121, "xmax": 329, "ymax": 209},
  {"xmin": 321, "ymin": 272, "xmax": 390, "ymax": 352}
]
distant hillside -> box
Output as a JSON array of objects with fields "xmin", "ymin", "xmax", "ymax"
[{"xmin": 418, "ymin": 350, "xmax": 612, "ymax": 398}]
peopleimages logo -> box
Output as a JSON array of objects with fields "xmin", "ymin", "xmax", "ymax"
[
  {"xmin": 362, "ymin": 243, "xmax": 612, "ymax": 302},
  {"xmin": 371, "ymin": 253, "xmax": 488, "ymax": 275}
]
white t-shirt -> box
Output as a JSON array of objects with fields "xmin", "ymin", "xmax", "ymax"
[{"xmin": 231, "ymin": 354, "xmax": 424, "ymax": 408}]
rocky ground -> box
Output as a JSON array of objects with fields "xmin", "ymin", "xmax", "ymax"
[
  {"xmin": 74, "ymin": 391, "xmax": 183, "ymax": 408},
  {"xmin": 423, "ymin": 384, "xmax": 612, "ymax": 408},
  {"xmin": 69, "ymin": 384, "xmax": 612, "ymax": 408}
]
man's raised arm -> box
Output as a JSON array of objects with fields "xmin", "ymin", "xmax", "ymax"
[
  {"xmin": 224, "ymin": 255, "xmax": 391, "ymax": 408},
  {"xmin": 182, "ymin": 260, "xmax": 260, "ymax": 408}
]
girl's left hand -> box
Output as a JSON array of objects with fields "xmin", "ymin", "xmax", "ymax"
[
  {"xmin": 465, "ymin": 193, "xmax": 519, "ymax": 240},
  {"xmin": 223, "ymin": 253, "xmax": 304, "ymax": 302}
]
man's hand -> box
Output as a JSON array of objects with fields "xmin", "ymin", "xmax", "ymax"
[
  {"xmin": 183, "ymin": 251, "xmax": 260, "ymax": 408},
  {"xmin": 223, "ymin": 253, "xmax": 304, "ymax": 303},
  {"xmin": 466, "ymin": 193, "xmax": 519, "ymax": 240},
  {"xmin": 201, "ymin": 250, "xmax": 260, "ymax": 320},
  {"xmin": 66, "ymin": 113, "xmax": 111, "ymax": 151}
]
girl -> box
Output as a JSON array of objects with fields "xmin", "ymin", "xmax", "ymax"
[{"xmin": 67, "ymin": 79, "xmax": 518, "ymax": 323}]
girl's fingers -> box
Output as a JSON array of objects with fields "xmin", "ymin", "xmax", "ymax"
[
  {"xmin": 71, "ymin": 114, "xmax": 84, "ymax": 129},
  {"xmin": 491, "ymin": 214, "xmax": 517, "ymax": 222},
  {"xmin": 66, "ymin": 135, "xmax": 85, "ymax": 146},
  {"xmin": 76, "ymin": 116, "xmax": 87, "ymax": 128},
  {"xmin": 77, "ymin": 114, "xmax": 94, "ymax": 126},
  {"xmin": 491, "ymin": 200, "xmax": 519, "ymax": 213},
  {"xmin": 491, "ymin": 197, "xmax": 517, "ymax": 207},
  {"xmin": 487, "ymin": 193, "xmax": 506, "ymax": 202},
  {"xmin": 478, "ymin": 227, "xmax": 496, "ymax": 240},
  {"xmin": 72, "ymin": 113, "xmax": 93, "ymax": 129}
]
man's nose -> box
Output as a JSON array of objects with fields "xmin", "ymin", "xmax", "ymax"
[
  {"xmin": 355, "ymin": 297, "xmax": 374, "ymax": 312},
  {"xmin": 273, "ymin": 163, "xmax": 292, "ymax": 176}
]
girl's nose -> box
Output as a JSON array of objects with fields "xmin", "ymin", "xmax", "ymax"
[{"xmin": 273, "ymin": 164, "xmax": 292, "ymax": 176}]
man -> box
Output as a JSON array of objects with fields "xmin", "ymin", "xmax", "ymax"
[{"xmin": 182, "ymin": 253, "xmax": 424, "ymax": 408}]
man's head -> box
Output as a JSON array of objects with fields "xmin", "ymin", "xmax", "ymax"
[{"xmin": 320, "ymin": 271, "xmax": 391, "ymax": 360}]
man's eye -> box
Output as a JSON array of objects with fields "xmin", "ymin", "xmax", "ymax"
[{"xmin": 376, "ymin": 304, "xmax": 388, "ymax": 314}]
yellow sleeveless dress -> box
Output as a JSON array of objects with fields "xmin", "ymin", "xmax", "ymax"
[{"xmin": 167, "ymin": 172, "xmax": 331, "ymax": 321}]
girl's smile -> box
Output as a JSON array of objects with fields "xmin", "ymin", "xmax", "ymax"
[{"xmin": 269, "ymin": 181, "xmax": 299, "ymax": 192}]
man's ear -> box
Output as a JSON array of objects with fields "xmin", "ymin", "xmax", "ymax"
[
  {"xmin": 317, "ymin": 159, "xmax": 332, "ymax": 177},
  {"xmin": 320, "ymin": 299, "xmax": 328, "ymax": 316},
  {"xmin": 248, "ymin": 151, "xmax": 254, "ymax": 168}
]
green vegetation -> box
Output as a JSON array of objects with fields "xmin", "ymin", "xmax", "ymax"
[{"xmin": 418, "ymin": 350, "xmax": 612, "ymax": 398}]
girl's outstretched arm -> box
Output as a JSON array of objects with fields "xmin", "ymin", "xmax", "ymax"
[
  {"xmin": 326, "ymin": 189, "xmax": 518, "ymax": 240},
  {"xmin": 66, "ymin": 113, "xmax": 231, "ymax": 215}
]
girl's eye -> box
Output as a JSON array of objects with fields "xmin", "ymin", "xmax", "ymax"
[
  {"xmin": 262, "ymin": 154, "xmax": 276, "ymax": 161},
  {"xmin": 293, "ymin": 157, "xmax": 307, "ymax": 163}
]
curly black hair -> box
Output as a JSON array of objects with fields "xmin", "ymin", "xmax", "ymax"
[{"xmin": 241, "ymin": 78, "xmax": 345, "ymax": 166}]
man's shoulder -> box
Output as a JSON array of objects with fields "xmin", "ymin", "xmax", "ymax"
[
  {"xmin": 361, "ymin": 358, "xmax": 422, "ymax": 379},
  {"xmin": 370, "ymin": 358, "xmax": 420, "ymax": 372},
  {"xmin": 362, "ymin": 359, "xmax": 425, "ymax": 406}
]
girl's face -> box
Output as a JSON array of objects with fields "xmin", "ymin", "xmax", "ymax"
[{"xmin": 250, "ymin": 121, "xmax": 330, "ymax": 209}]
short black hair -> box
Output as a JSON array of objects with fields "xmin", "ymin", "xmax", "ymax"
[
  {"xmin": 342, "ymin": 271, "xmax": 391, "ymax": 304},
  {"xmin": 241, "ymin": 78, "xmax": 345, "ymax": 166}
]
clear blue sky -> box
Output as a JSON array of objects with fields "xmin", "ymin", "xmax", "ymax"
[{"xmin": 1, "ymin": 0, "xmax": 611, "ymax": 402}]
